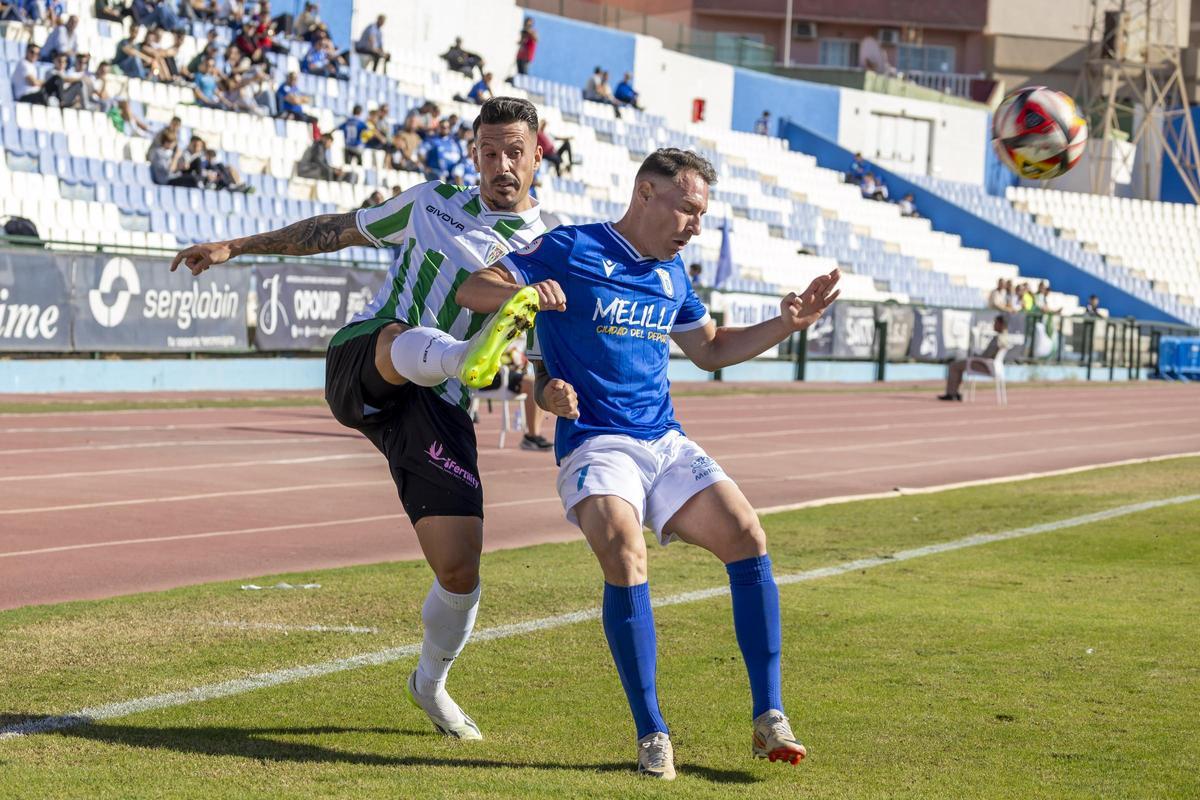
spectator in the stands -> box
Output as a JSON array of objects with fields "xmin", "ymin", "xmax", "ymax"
[
  {"xmin": 150, "ymin": 129, "xmax": 202, "ymax": 187},
  {"xmin": 387, "ymin": 129, "xmax": 421, "ymax": 172},
  {"xmin": 405, "ymin": 101, "xmax": 439, "ymax": 139},
  {"xmin": 253, "ymin": 4, "xmax": 290, "ymax": 55},
  {"xmin": 93, "ymin": 60, "xmax": 155, "ymax": 136},
  {"xmin": 129, "ymin": 0, "xmax": 154, "ymax": 26},
  {"xmin": 1034, "ymin": 281, "xmax": 1058, "ymax": 314},
  {"xmin": 220, "ymin": 66, "xmax": 270, "ymax": 114},
  {"xmin": 1084, "ymin": 294, "xmax": 1104, "ymax": 317},
  {"xmin": 515, "ymin": 17, "xmax": 536, "ymax": 75},
  {"xmin": 585, "ymin": 68, "xmax": 622, "ymax": 117},
  {"xmin": 276, "ymin": 71, "xmax": 316, "ymax": 123},
  {"xmin": 184, "ymin": 29, "xmax": 220, "ymax": 78},
  {"xmin": 141, "ymin": 27, "xmax": 183, "ymax": 82},
  {"xmin": 355, "ymin": 14, "xmax": 389, "ymax": 73},
  {"xmin": 376, "ymin": 102, "xmax": 393, "ymax": 135},
  {"xmin": 988, "ymin": 278, "xmax": 1010, "ymax": 312},
  {"xmin": 294, "ymin": 2, "xmax": 321, "ymax": 41},
  {"xmin": 361, "ymin": 106, "xmax": 389, "ymax": 149},
  {"xmin": 360, "ymin": 189, "xmax": 384, "ymax": 209},
  {"xmin": 114, "ymin": 24, "xmax": 152, "ymax": 79},
  {"xmin": 451, "ymin": 126, "xmax": 478, "ymax": 186},
  {"xmin": 536, "ymin": 118, "xmax": 573, "ymax": 177},
  {"xmin": 150, "ymin": 0, "xmax": 188, "ymax": 35},
  {"xmin": 467, "ymin": 71, "xmax": 492, "ymax": 105},
  {"xmin": 192, "ymin": 146, "xmax": 251, "ymax": 192},
  {"xmin": 390, "ymin": 184, "xmax": 403, "ymax": 198},
  {"xmin": 1002, "ymin": 279, "xmax": 1017, "ymax": 310},
  {"xmin": 860, "ymin": 171, "xmax": 888, "ymax": 201},
  {"xmin": 95, "ymin": 0, "xmax": 125, "ymax": 23},
  {"xmin": 40, "ymin": 14, "xmax": 78, "ymax": 64},
  {"xmin": 234, "ymin": 19, "xmax": 270, "ymax": 71},
  {"xmin": 393, "ymin": 114, "xmax": 423, "ymax": 160},
  {"xmin": 441, "ymin": 36, "xmax": 482, "ymax": 78},
  {"xmin": 897, "ymin": 192, "xmax": 919, "ymax": 218},
  {"xmin": 420, "ymin": 118, "xmax": 463, "ymax": 181},
  {"xmin": 847, "ymin": 152, "xmax": 867, "ymax": 184},
  {"xmin": 688, "ymin": 262, "xmax": 704, "ymax": 288},
  {"xmin": 614, "ymin": 72, "xmax": 642, "ymax": 110},
  {"xmin": 302, "ymin": 34, "xmax": 335, "ymax": 77},
  {"xmin": 149, "ymin": 116, "xmax": 182, "ymax": 158},
  {"xmin": 192, "ymin": 57, "xmax": 231, "ymax": 108},
  {"xmin": 938, "ymin": 315, "xmax": 1010, "ymax": 401},
  {"xmin": 340, "ymin": 104, "xmax": 367, "ymax": 165},
  {"xmin": 753, "ymin": 110, "xmax": 771, "ymax": 136},
  {"xmin": 19, "ymin": 51, "xmax": 73, "ymax": 105},
  {"xmin": 297, "ymin": 133, "xmax": 355, "ymax": 182},
  {"xmin": 1017, "ymin": 282, "xmax": 1035, "ymax": 312},
  {"xmin": 10, "ymin": 42, "xmax": 43, "ymax": 102}
]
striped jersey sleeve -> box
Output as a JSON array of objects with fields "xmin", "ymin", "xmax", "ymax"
[{"xmin": 355, "ymin": 182, "xmax": 427, "ymax": 247}]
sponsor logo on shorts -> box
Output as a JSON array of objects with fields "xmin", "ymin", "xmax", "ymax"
[
  {"xmin": 690, "ymin": 455, "xmax": 720, "ymax": 481},
  {"xmin": 425, "ymin": 441, "xmax": 480, "ymax": 490}
]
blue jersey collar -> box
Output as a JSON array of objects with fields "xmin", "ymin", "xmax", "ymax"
[{"xmin": 603, "ymin": 222, "xmax": 658, "ymax": 263}]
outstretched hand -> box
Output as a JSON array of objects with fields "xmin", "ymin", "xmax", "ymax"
[
  {"xmin": 781, "ymin": 269, "xmax": 840, "ymax": 331},
  {"xmin": 170, "ymin": 241, "xmax": 233, "ymax": 276}
]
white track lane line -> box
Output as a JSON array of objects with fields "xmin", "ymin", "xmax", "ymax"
[
  {"xmin": 2, "ymin": 490, "xmax": 1195, "ymax": 740},
  {"xmin": 0, "ymin": 437, "xmax": 358, "ymax": 457},
  {"xmin": 0, "ymin": 453, "xmax": 374, "ymax": 483}
]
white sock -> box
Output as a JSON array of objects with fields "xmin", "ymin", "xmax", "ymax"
[
  {"xmin": 415, "ymin": 578, "xmax": 480, "ymax": 698},
  {"xmin": 390, "ymin": 327, "xmax": 470, "ymax": 387}
]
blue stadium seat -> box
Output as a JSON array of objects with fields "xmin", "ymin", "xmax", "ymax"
[
  {"xmin": 133, "ymin": 163, "xmax": 151, "ymax": 185},
  {"xmin": 50, "ymin": 132, "xmax": 68, "ymax": 155},
  {"xmin": 3, "ymin": 125, "xmax": 22, "ymax": 155},
  {"xmin": 18, "ymin": 127, "xmax": 38, "ymax": 156},
  {"xmin": 214, "ymin": 190, "xmax": 232, "ymax": 214},
  {"xmin": 230, "ymin": 192, "xmax": 247, "ymax": 216},
  {"xmin": 118, "ymin": 161, "xmax": 137, "ymax": 184},
  {"xmin": 71, "ymin": 156, "xmax": 93, "ymax": 186}
]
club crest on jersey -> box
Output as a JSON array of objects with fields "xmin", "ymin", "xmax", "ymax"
[
  {"xmin": 484, "ymin": 243, "xmax": 508, "ymax": 266},
  {"xmin": 514, "ymin": 237, "xmax": 543, "ymax": 256},
  {"xmin": 655, "ymin": 267, "xmax": 674, "ymax": 298}
]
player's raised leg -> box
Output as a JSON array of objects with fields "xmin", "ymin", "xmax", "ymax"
[
  {"xmin": 380, "ymin": 287, "xmax": 541, "ymax": 390},
  {"xmin": 574, "ymin": 494, "xmax": 675, "ymax": 780},
  {"xmin": 664, "ymin": 480, "xmax": 806, "ymax": 765}
]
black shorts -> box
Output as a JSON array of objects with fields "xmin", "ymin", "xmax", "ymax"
[{"xmin": 325, "ymin": 319, "xmax": 483, "ymax": 523}]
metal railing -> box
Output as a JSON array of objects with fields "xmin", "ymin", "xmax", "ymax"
[{"xmin": 900, "ymin": 69, "xmax": 983, "ymax": 98}]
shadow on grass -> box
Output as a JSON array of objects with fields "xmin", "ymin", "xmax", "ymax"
[{"xmin": 1, "ymin": 715, "xmax": 755, "ymax": 784}]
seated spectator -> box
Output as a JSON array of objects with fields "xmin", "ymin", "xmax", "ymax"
[
  {"xmin": 10, "ymin": 43, "xmax": 43, "ymax": 102},
  {"xmin": 252, "ymin": 7, "xmax": 289, "ymax": 55},
  {"xmin": 515, "ymin": 17, "xmax": 536, "ymax": 76},
  {"xmin": 938, "ymin": 316, "xmax": 1010, "ymax": 401},
  {"xmin": 220, "ymin": 68, "xmax": 271, "ymax": 115},
  {"xmin": 360, "ymin": 189, "xmax": 384, "ymax": 208},
  {"xmin": 149, "ymin": 129, "xmax": 202, "ymax": 187},
  {"xmin": 392, "ymin": 115, "xmax": 423, "ymax": 162},
  {"xmin": 582, "ymin": 66, "xmax": 603, "ymax": 101},
  {"xmin": 234, "ymin": 20, "xmax": 270, "ymax": 71},
  {"xmin": 1084, "ymin": 294, "xmax": 1104, "ymax": 317},
  {"xmin": 584, "ymin": 66, "xmax": 622, "ymax": 117},
  {"xmin": 340, "ymin": 105, "xmax": 367, "ymax": 165},
  {"xmin": 847, "ymin": 151, "xmax": 867, "ymax": 184},
  {"xmin": 466, "ymin": 71, "xmax": 492, "ymax": 105},
  {"xmin": 297, "ymin": 132, "xmax": 355, "ymax": 182},
  {"xmin": 129, "ymin": 0, "xmax": 154, "ymax": 26},
  {"xmin": 753, "ymin": 110, "xmax": 771, "ymax": 136},
  {"xmin": 450, "ymin": 127, "xmax": 478, "ymax": 186},
  {"xmin": 94, "ymin": 0, "xmax": 125, "ymax": 22},
  {"xmin": 419, "ymin": 118, "xmax": 463, "ymax": 182},
  {"xmin": 113, "ymin": 24, "xmax": 153, "ymax": 79},
  {"xmin": 184, "ymin": 143, "xmax": 251, "ymax": 192},
  {"xmin": 22, "ymin": 52, "xmax": 82, "ymax": 106},
  {"xmin": 150, "ymin": 0, "xmax": 188, "ymax": 35},
  {"xmin": 376, "ymin": 102, "xmax": 393, "ymax": 135},
  {"xmin": 860, "ymin": 172, "xmax": 887, "ymax": 201},
  {"xmin": 192, "ymin": 57, "xmax": 231, "ymax": 108},
  {"xmin": 90, "ymin": 60, "xmax": 154, "ymax": 135},
  {"xmin": 140, "ymin": 27, "xmax": 183, "ymax": 83},
  {"xmin": 40, "ymin": 14, "xmax": 79, "ymax": 64},
  {"xmin": 1035, "ymin": 281, "xmax": 1058, "ymax": 314},
  {"xmin": 355, "ymin": 14, "xmax": 389, "ymax": 73},
  {"xmin": 301, "ymin": 35, "xmax": 333, "ymax": 77},
  {"xmin": 404, "ymin": 101, "xmax": 439, "ymax": 139},
  {"xmin": 613, "ymin": 72, "xmax": 642, "ymax": 110},
  {"xmin": 389, "ymin": 184, "xmax": 403, "ymax": 198},
  {"xmin": 149, "ymin": 116, "xmax": 182, "ymax": 158},
  {"xmin": 293, "ymin": 2, "xmax": 321, "ymax": 41},
  {"xmin": 387, "ymin": 130, "xmax": 421, "ymax": 172},
  {"xmin": 441, "ymin": 36, "xmax": 482, "ymax": 78},
  {"xmin": 897, "ymin": 192, "xmax": 918, "ymax": 217},
  {"xmin": 987, "ymin": 278, "xmax": 1011, "ymax": 312},
  {"xmin": 688, "ymin": 262, "xmax": 703, "ymax": 288},
  {"xmin": 184, "ymin": 30, "xmax": 220, "ymax": 79},
  {"xmin": 361, "ymin": 106, "xmax": 388, "ymax": 150},
  {"xmin": 1002, "ymin": 279, "xmax": 1017, "ymax": 310},
  {"xmin": 275, "ymin": 71, "xmax": 316, "ymax": 123},
  {"xmin": 536, "ymin": 118, "xmax": 573, "ymax": 177}
]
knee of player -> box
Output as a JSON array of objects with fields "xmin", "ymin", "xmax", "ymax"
[
  {"xmin": 730, "ymin": 516, "xmax": 768, "ymax": 558},
  {"xmin": 435, "ymin": 561, "xmax": 481, "ymax": 595},
  {"xmin": 594, "ymin": 542, "xmax": 647, "ymax": 584}
]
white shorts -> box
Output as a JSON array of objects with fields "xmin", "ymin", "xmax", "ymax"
[{"xmin": 556, "ymin": 430, "xmax": 732, "ymax": 545}]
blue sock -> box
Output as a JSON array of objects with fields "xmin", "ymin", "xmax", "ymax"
[
  {"xmin": 602, "ymin": 582, "xmax": 668, "ymax": 738},
  {"xmin": 727, "ymin": 554, "xmax": 783, "ymax": 718}
]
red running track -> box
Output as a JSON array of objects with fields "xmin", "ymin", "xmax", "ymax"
[{"xmin": 1, "ymin": 382, "xmax": 1198, "ymax": 610}]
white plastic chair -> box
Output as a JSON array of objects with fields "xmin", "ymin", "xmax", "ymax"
[
  {"xmin": 470, "ymin": 366, "xmax": 527, "ymax": 449},
  {"xmin": 964, "ymin": 339, "xmax": 1013, "ymax": 406}
]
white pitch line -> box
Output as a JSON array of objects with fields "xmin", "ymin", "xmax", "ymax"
[
  {"xmin": 0, "ymin": 437, "xmax": 354, "ymax": 457},
  {"xmin": 208, "ymin": 621, "xmax": 378, "ymax": 635},
  {"xmin": 0, "ymin": 453, "xmax": 374, "ymax": 483},
  {"xmin": 0, "ymin": 418, "xmax": 333, "ymax": 435},
  {"xmin": 3, "ymin": 491, "xmax": 1196, "ymax": 740}
]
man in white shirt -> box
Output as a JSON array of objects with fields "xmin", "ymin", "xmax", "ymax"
[
  {"xmin": 355, "ymin": 14, "xmax": 390, "ymax": 73},
  {"xmin": 40, "ymin": 14, "xmax": 79, "ymax": 64},
  {"xmin": 939, "ymin": 315, "xmax": 1010, "ymax": 401},
  {"xmin": 10, "ymin": 42, "xmax": 42, "ymax": 101}
]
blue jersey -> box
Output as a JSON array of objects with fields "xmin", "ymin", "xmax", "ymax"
[{"xmin": 500, "ymin": 222, "xmax": 710, "ymax": 463}]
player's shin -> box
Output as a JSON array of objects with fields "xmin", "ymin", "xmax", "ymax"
[
  {"xmin": 602, "ymin": 582, "xmax": 669, "ymax": 738},
  {"xmin": 416, "ymin": 578, "xmax": 481, "ymax": 695},
  {"xmin": 726, "ymin": 554, "xmax": 784, "ymax": 718}
]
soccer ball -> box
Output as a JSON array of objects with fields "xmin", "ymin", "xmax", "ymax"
[{"xmin": 992, "ymin": 87, "xmax": 1088, "ymax": 180}]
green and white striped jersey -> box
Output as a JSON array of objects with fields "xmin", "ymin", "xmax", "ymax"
[{"xmin": 346, "ymin": 181, "xmax": 548, "ymax": 411}]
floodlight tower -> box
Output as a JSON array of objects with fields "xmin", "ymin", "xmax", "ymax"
[{"xmin": 1074, "ymin": 0, "xmax": 1200, "ymax": 201}]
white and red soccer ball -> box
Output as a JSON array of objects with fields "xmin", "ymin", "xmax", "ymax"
[{"xmin": 993, "ymin": 86, "xmax": 1088, "ymax": 180}]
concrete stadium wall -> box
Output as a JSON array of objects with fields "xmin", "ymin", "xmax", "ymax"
[
  {"xmin": 730, "ymin": 69, "xmax": 840, "ymax": 141},
  {"xmin": 632, "ymin": 35, "xmax": 735, "ymax": 132},
  {"xmin": 780, "ymin": 119, "xmax": 1186, "ymax": 325},
  {"xmin": 835, "ymin": 89, "xmax": 989, "ymax": 185},
  {"xmin": 521, "ymin": 9, "xmax": 636, "ymax": 95},
  {"xmin": 351, "ymin": 0, "xmax": 525, "ymax": 77}
]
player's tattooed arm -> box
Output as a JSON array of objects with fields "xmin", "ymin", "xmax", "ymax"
[{"xmin": 170, "ymin": 212, "xmax": 369, "ymax": 275}]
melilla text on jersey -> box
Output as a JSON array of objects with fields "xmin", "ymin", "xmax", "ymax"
[{"xmin": 592, "ymin": 295, "xmax": 676, "ymax": 343}]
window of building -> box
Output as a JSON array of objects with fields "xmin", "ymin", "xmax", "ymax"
[
  {"xmin": 897, "ymin": 44, "xmax": 956, "ymax": 73},
  {"xmin": 819, "ymin": 39, "xmax": 859, "ymax": 68}
]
